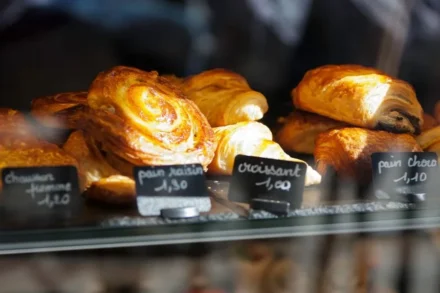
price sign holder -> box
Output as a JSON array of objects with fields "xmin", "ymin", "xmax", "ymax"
[
  {"xmin": 134, "ymin": 164, "xmax": 210, "ymax": 216},
  {"xmin": 1, "ymin": 166, "xmax": 82, "ymax": 225},
  {"xmin": 371, "ymin": 152, "xmax": 439, "ymax": 203},
  {"xmin": 228, "ymin": 155, "xmax": 307, "ymax": 209}
]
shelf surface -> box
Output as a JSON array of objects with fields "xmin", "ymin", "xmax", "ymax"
[{"xmin": 1, "ymin": 207, "xmax": 440, "ymax": 255}]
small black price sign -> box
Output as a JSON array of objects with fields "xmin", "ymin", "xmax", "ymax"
[
  {"xmin": 134, "ymin": 164, "xmax": 208, "ymax": 197},
  {"xmin": 228, "ymin": 155, "xmax": 306, "ymax": 208},
  {"xmin": 371, "ymin": 152, "xmax": 438, "ymax": 202},
  {"xmin": 1, "ymin": 166, "xmax": 82, "ymax": 219}
]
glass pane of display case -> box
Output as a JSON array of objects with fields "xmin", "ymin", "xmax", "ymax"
[{"xmin": 1, "ymin": 2, "xmax": 440, "ymax": 287}]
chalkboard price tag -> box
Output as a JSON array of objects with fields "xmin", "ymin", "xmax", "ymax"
[
  {"xmin": 134, "ymin": 164, "xmax": 208, "ymax": 197},
  {"xmin": 1, "ymin": 166, "xmax": 82, "ymax": 220},
  {"xmin": 371, "ymin": 152, "xmax": 438, "ymax": 202},
  {"xmin": 228, "ymin": 155, "xmax": 306, "ymax": 208}
]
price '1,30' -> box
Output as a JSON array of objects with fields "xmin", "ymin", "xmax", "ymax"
[
  {"xmin": 255, "ymin": 177, "xmax": 291, "ymax": 192},
  {"xmin": 154, "ymin": 179, "xmax": 188, "ymax": 193}
]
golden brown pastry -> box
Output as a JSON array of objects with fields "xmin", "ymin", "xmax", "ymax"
[
  {"xmin": 84, "ymin": 175, "xmax": 135, "ymax": 205},
  {"xmin": 0, "ymin": 135, "xmax": 79, "ymax": 191},
  {"xmin": 86, "ymin": 66, "xmax": 216, "ymax": 169},
  {"xmin": 62, "ymin": 130, "xmax": 120, "ymax": 189},
  {"xmin": 293, "ymin": 65, "xmax": 423, "ymax": 134},
  {"xmin": 31, "ymin": 92, "xmax": 88, "ymax": 129},
  {"xmin": 435, "ymin": 101, "xmax": 440, "ymax": 123},
  {"xmin": 314, "ymin": 127, "xmax": 422, "ymax": 184},
  {"xmin": 208, "ymin": 121, "xmax": 322, "ymax": 186},
  {"xmin": 422, "ymin": 112, "xmax": 438, "ymax": 131},
  {"xmin": 182, "ymin": 69, "xmax": 269, "ymax": 127},
  {"xmin": 416, "ymin": 125, "xmax": 440, "ymax": 156},
  {"xmin": 275, "ymin": 110, "xmax": 347, "ymax": 154}
]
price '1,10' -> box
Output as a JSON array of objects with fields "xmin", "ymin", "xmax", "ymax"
[
  {"xmin": 154, "ymin": 179, "xmax": 188, "ymax": 193},
  {"xmin": 255, "ymin": 177, "xmax": 291, "ymax": 191},
  {"xmin": 393, "ymin": 172, "xmax": 428, "ymax": 184}
]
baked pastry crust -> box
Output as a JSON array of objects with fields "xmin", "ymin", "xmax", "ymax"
[
  {"xmin": 416, "ymin": 125, "xmax": 440, "ymax": 158},
  {"xmin": 275, "ymin": 110, "xmax": 347, "ymax": 154},
  {"xmin": 63, "ymin": 130, "xmax": 120, "ymax": 190},
  {"xmin": 314, "ymin": 127, "xmax": 422, "ymax": 183},
  {"xmin": 182, "ymin": 69, "xmax": 269, "ymax": 127},
  {"xmin": 86, "ymin": 66, "xmax": 216, "ymax": 169},
  {"xmin": 84, "ymin": 175, "xmax": 135, "ymax": 205},
  {"xmin": 293, "ymin": 65, "xmax": 423, "ymax": 134},
  {"xmin": 422, "ymin": 113, "xmax": 438, "ymax": 131},
  {"xmin": 208, "ymin": 121, "xmax": 321, "ymax": 186},
  {"xmin": 31, "ymin": 92, "xmax": 88, "ymax": 129}
]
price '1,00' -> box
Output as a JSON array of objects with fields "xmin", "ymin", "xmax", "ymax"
[
  {"xmin": 154, "ymin": 179, "xmax": 188, "ymax": 193},
  {"xmin": 255, "ymin": 177, "xmax": 291, "ymax": 191}
]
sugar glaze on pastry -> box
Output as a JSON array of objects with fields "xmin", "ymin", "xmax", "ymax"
[
  {"xmin": 208, "ymin": 121, "xmax": 321, "ymax": 186},
  {"xmin": 293, "ymin": 65, "xmax": 423, "ymax": 134},
  {"xmin": 86, "ymin": 66, "xmax": 216, "ymax": 169},
  {"xmin": 182, "ymin": 69, "xmax": 269, "ymax": 127}
]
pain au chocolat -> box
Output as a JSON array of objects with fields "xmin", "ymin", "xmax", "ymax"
[
  {"xmin": 86, "ymin": 66, "xmax": 216, "ymax": 169},
  {"xmin": 293, "ymin": 65, "xmax": 423, "ymax": 135},
  {"xmin": 182, "ymin": 69, "xmax": 269, "ymax": 127},
  {"xmin": 208, "ymin": 121, "xmax": 321, "ymax": 186},
  {"xmin": 275, "ymin": 110, "xmax": 347, "ymax": 154},
  {"xmin": 31, "ymin": 91, "xmax": 88, "ymax": 129},
  {"xmin": 314, "ymin": 127, "xmax": 422, "ymax": 184}
]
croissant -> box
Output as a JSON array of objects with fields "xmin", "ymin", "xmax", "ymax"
[
  {"xmin": 314, "ymin": 127, "xmax": 422, "ymax": 184},
  {"xmin": 31, "ymin": 92, "xmax": 88, "ymax": 129},
  {"xmin": 86, "ymin": 66, "xmax": 216, "ymax": 169},
  {"xmin": 208, "ymin": 121, "xmax": 322, "ymax": 186},
  {"xmin": 293, "ymin": 65, "xmax": 423, "ymax": 135},
  {"xmin": 182, "ymin": 69, "xmax": 269, "ymax": 127},
  {"xmin": 275, "ymin": 110, "xmax": 347, "ymax": 154}
]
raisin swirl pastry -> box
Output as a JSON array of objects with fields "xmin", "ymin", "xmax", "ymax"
[
  {"xmin": 293, "ymin": 65, "xmax": 423, "ymax": 134},
  {"xmin": 182, "ymin": 69, "xmax": 269, "ymax": 127},
  {"xmin": 86, "ymin": 66, "xmax": 216, "ymax": 169},
  {"xmin": 208, "ymin": 121, "xmax": 321, "ymax": 186},
  {"xmin": 31, "ymin": 92, "xmax": 88, "ymax": 129}
]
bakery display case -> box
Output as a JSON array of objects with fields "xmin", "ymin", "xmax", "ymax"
[{"xmin": 1, "ymin": 0, "xmax": 440, "ymax": 291}]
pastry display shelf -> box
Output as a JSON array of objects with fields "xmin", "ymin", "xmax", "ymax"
[{"xmin": 1, "ymin": 206, "xmax": 440, "ymax": 255}]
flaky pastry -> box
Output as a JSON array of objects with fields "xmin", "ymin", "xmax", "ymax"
[
  {"xmin": 84, "ymin": 175, "xmax": 136, "ymax": 205},
  {"xmin": 314, "ymin": 127, "xmax": 422, "ymax": 184},
  {"xmin": 208, "ymin": 121, "xmax": 321, "ymax": 186},
  {"xmin": 422, "ymin": 113, "xmax": 438, "ymax": 131},
  {"xmin": 31, "ymin": 92, "xmax": 88, "ymax": 129},
  {"xmin": 0, "ymin": 138, "xmax": 79, "ymax": 190},
  {"xmin": 63, "ymin": 130, "xmax": 120, "ymax": 189},
  {"xmin": 435, "ymin": 101, "xmax": 440, "ymax": 123},
  {"xmin": 182, "ymin": 69, "xmax": 269, "ymax": 127},
  {"xmin": 416, "ymin": 125, "xmax": 440, "ymax": 157},
  {"xmin": 293, "ymin": 65, "xmax": 423, "ymax": 134},
  {"xmin": 86, "ymin": 66, "xmax": 216, "ymax": 169},
  {"xmin": 275, "ymin": 110, "xmax": 347, "ymax": 154}
]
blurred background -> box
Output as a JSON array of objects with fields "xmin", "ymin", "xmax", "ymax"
[{"xmin": 0, "ymin": 0, "xmax": 440, "ymax": 124}]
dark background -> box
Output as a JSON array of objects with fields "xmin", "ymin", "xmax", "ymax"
[{"xmin": 0, "ymin": 0, "xmax": 439, "ymax": 125}]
